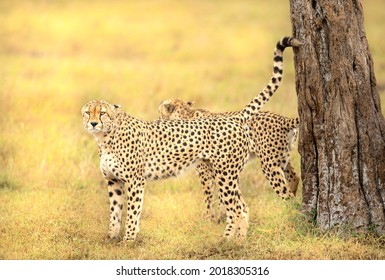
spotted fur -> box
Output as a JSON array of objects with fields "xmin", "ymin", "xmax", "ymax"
[
  {"xmin": 81, "ymin": 36, "xmax": 301, "ymax": 242},
  {"xmin": 159, "ymin": 100, "xmax": 300, "ymax": 219},
  {"xmin": 159, "ymin": 37, "xmax": 301, "ymax": 220}
]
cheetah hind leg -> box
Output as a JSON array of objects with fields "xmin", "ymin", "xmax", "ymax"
[
  {"xmin": 262, "ymin": 165, "xmax": 295, "ymax": 199},
  {"xmin": 217, "ymin": 176, "xmax": 248, "ymax": 241},
  {"xmin": 219, "ymin": 181, "xmax": 249, "ymax": 228},
  {"xmin": 283, "ymin": 162, "xmax": 300, "ymax": 196},
  {"xmin": 218, "ymin": 191, "xmax": 236, "ymax": 240}
]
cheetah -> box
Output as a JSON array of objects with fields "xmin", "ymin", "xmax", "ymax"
[
  {"xmin": 159, "ymin": 100, "xmax": 299, "ymax": 220},
  {"xmin": 81, "ymin": 36, "xmax": 301, "ymax": 242},
  {"xmin": 158, "ymin": 42, "xmax": 300, "ymax": 222}
]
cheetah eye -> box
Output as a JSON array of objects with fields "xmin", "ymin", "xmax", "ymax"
[
  {"xmin": 84, "ymin": 111, "xmax": 90, "ymax": 115},
  {"xmin": 100, "ymin": 111, "xmax": 106, "ymax": 116}
]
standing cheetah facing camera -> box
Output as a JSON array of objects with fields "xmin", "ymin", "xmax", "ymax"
[{"xmin": 81, "ymin": 36, "xmax": 302, "ymax": 242}]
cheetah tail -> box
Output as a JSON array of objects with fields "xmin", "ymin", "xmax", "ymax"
[{"xmin": 239, "ymin": 37, "xmax": 302, "ymax": 122}]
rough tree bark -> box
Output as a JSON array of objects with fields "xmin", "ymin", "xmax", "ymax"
[{"xmin": 289, "ymin": 0, "xmax": 385, "ymax": 235}]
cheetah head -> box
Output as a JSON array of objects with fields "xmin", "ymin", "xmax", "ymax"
[
  {"xmin": 158, "ymin": 98, "xmax": 194, "ymax": 120},
  {"xmin": 81, "ymin": 100, "xmax": 121, "ymax": 134}
]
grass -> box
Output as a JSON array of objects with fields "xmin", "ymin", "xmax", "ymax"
[{"xmin": 1, "ymin": 0, "xmax": 385, "ymax": 260}]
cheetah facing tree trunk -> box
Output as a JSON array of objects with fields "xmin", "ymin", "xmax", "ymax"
[{"xmin": 159, "ymin": 37, "xmax": 301, "ymax": 220}]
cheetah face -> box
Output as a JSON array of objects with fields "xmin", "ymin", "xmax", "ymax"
[
  {"xmin": 158, "ymin": 98, "xmax": 194, "ymax": 120},
  {"xmin": 81, "ymin": 100, "xmax": 121, "ymax": 134}
]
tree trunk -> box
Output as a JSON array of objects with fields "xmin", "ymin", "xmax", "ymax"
[{"xmin": 289, "ymin": 0, "xmax": 385, "ymax": 235}]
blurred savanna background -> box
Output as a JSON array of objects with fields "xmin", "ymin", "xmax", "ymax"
[{"xmin": 1, "ymin": 0, "xmax": 385, "ymax": 259}]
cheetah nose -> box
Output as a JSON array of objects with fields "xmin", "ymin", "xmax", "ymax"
[{"xmin": 90, "ymin": 122, "xmax": 98, "ymax": 128}]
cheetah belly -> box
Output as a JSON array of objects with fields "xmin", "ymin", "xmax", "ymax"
[
  {"xmin": 100, "ymin": 153, "xmax": 117, "ymax": 179},
  {"xmin": 143, "ymin": 154, "xmax": 199, "ymax": 180}
]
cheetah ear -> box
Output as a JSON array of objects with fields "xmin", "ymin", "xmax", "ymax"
[
  {"xmin": 187, "ymin": 101, "xmax": 194, "ymax": 107},
  {"xmin": 164, "ymin": 103, "xmax": 175, "ymax": 113},
  {"xmin": 114, "ymin": 104, "xmax": 121, "ymax": 109}
]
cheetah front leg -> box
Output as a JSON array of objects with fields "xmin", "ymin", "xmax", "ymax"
[
  {"xmin": 196, "ymin": 161, "xmax": 216, "ymax": 221},
  {"xmin": 123, "ymin": 176, "xmax": 145, "ymax": 242},
  {"xmin": 107, "ymin": 179, "xmax": 125, "ymax": 239},
  {"xmin": 196, "ymin": 161, "xmax": 227, "ymax": 223}
]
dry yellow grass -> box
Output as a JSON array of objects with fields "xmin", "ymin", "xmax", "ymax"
[{"xmin": 1, "ymin": 0, "xmax": 385, "ymax": 260}]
